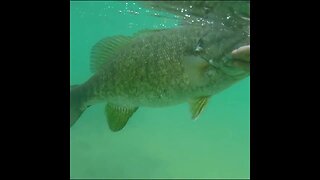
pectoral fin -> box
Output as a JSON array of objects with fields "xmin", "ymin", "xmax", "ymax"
[
  {"xmin": 105, "ymin": 104, "xmax": 138, "ymax": 132},
  {"xmin": 183, "ymin": 55, "xmax": 210, "ymax": 87},
  {"xmin": 189, "ymin": 96, "xmax": 210, "ymax": 120}
]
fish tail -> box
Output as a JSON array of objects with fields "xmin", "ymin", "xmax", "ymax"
[{"xmin": 70, "ymin": 84, "xmax": 87, "ymax": 127}]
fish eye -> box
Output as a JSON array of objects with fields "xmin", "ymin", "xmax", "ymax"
[
  {"xmin": 195, "ymin": 38, "xmax": 204, "ymax": 52},
  {"xmin": 195, "ymin": 45, "xmax": 203, "ymax": 52}
]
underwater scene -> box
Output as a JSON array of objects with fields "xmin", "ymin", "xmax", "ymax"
[{"xmin": 70, "ymin": 1, "xmax": 250, "ymax": 179}]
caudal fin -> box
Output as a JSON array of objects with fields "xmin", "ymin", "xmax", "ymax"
[{"xmin": 70, "ymin": 85, "xmax": 87, "ymax": 127}]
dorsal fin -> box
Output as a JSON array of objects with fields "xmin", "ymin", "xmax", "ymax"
[{"xmin": 90, "ymin": 35, "xmax": 132, "ymax": 73}]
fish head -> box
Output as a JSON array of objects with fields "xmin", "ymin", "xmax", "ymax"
[{"xmin": 193, "ymin": 26, "xmax": 250, "ymax": 79}]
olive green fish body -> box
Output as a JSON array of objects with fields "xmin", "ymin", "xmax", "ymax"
[
  {"xmin": 70, "ymin": 25, "xmax": 250, "ymax": 131},
  {"xmin": 87, "ymin": 26, "xmax": 243, "ymax": 106}
]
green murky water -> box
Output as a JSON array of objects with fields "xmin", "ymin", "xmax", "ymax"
[{"xmin": 70, "ymin": 1, "xmax": 250, "ymax": 179}]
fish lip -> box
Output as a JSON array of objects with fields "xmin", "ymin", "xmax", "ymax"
[
  {"xmin": 233, "ymin": 58, "xmax": 250, "ymax": 64},
  {"xmin": 231, "ymin": 59, "xmax": 250, "ymax": 75},
  {"xmin": 220, "ymin": 55, "xmax": 250, "ymax": 79},
  {"xmin": 201, "ymin": 54, "xmax": 249, "ymax": 80},
  {"xmin": 219, "ymin": 66, "xmax": 249, "ymax": 80}
]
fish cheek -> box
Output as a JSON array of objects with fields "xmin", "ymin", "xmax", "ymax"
[{"xmin": 183, "ymin": 55, "xmax": 211, "ymax": 87}]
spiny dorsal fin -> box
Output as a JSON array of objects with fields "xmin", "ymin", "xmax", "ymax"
[
  {"xmin": 189, "ymin": 96, "xmax": 210, "ymax": 120},
  {"xmin": 105, "ymin": 104, "xmax": 138, "ymax": 132},
  {"xmin": 90, "ymin": 35, "xmax": 132, "ymax": 73}
]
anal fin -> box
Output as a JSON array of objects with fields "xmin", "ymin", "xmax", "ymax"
[
  {"xmin": 105, "ymin": 104, "xmax": 138, "ymax": 132},
  {"xmin": 189, "ymin": 96, "xmax": 210, "ymax": 120}
]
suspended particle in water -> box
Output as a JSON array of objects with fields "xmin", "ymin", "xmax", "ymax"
[{"xmin": 227, "ymin": 16, "xmax": 231, "ymax": 19}]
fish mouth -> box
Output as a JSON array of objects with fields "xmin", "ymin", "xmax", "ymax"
[
  {"xmin": 200, "ymin": 44, "xmax": 250, "ymax": 79},
  {"xmin": 217, "ymin": 46, "xmax": 250, "ymax": 79},
  {"xmin": 231, "ymin": 58, "xmax": 250, "ymax": 72}
]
